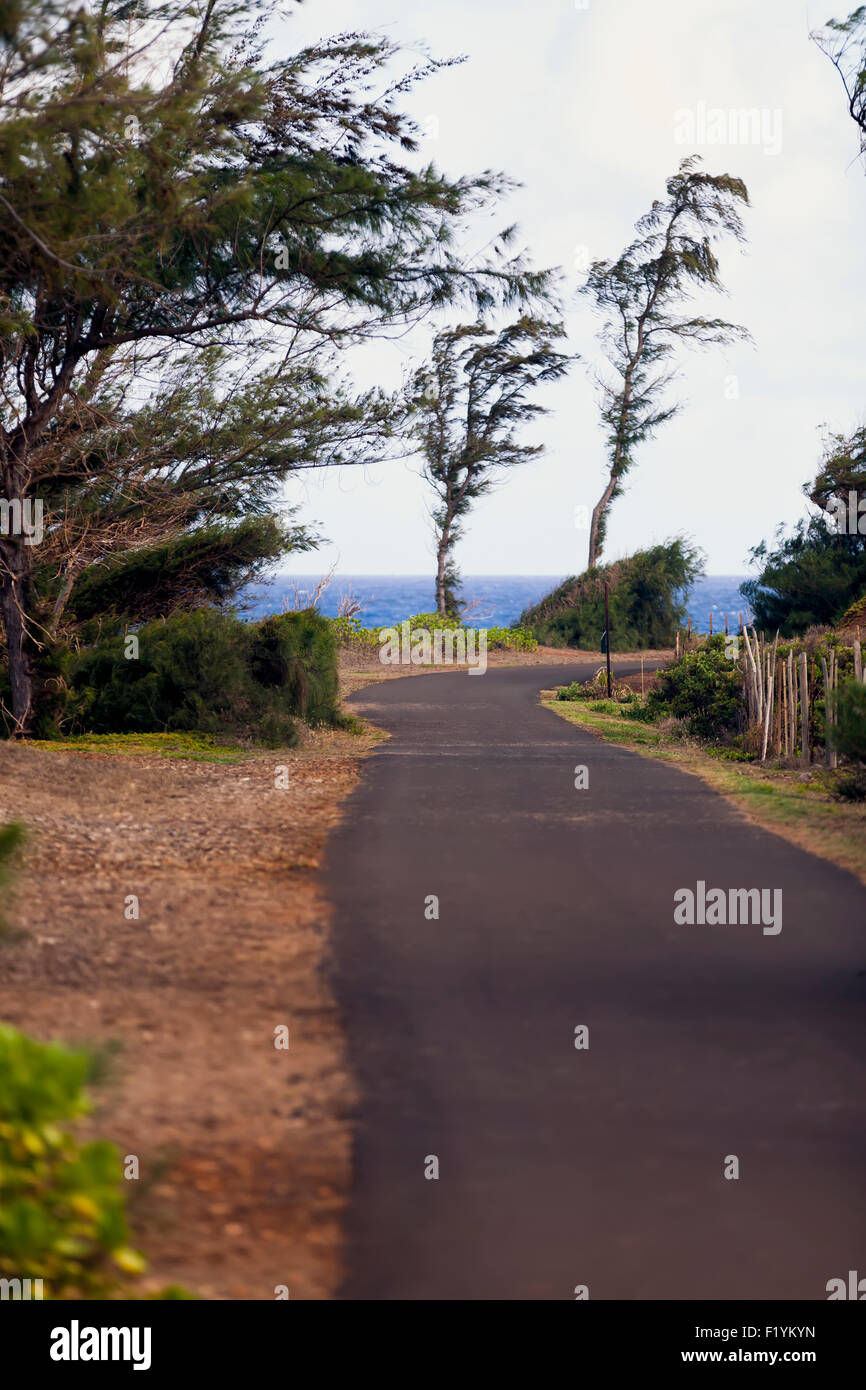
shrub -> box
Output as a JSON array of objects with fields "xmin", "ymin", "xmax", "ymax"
[
  {"xmin": 832, "ymin": 678, "xmax": 866, "ymax": 761},
  {"xmin": 402, "ymin": 611, "xmax": 460, "ymax": 631},
  {"xmin": 327, "ymin": 613, "xmax": 538, "ymax": 654},
  {"xmin": 556, "ymin": 681, "xmax": 586, "ymax": 701},
  {"xmin": 0, "ymin": 1025, "xmax": 145, "ymax": 1298},
  {"xmin": 556, "ymin": 668, "xmax": 635, "ymax": 702},
  {"xmin": 70, "ymin": 608, "xmax": 339, "ymax": 742},
  {"xmin": 741, "ymin": 429, "xmax": 866, "ymax": 635},
  {"xmin": 247, "ymin": 611, "xmax": 338, "ymax": 726},
  {"xmin": 327, "ymin": 614, "xmax": 379, "ymax": 649},
  {"xmin": 647, "ymin": 635, "xmax": 743, "ymax": 737},
  {"xmin": 831, "ymin": 678, "xmax": 866, "ymax": 798},
  {"xmin": 487, "ymin": 625, "xmax": 537, "ymax": 651},
  {"xmin": 521, "ymin": 538, "xmax": 702, "ymax": 649},
  {"xmin": 0, "ymin": 821, "xmax": 26, "ymax": 937},
  {"xmin": 620, "ymin": 701, "xmax": 660, "ymax": 722},
  {"xmin": 71, "ymin": 608, "xmax": 254, "ymax": 737}
]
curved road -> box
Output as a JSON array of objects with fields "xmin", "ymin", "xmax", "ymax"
[{"xmin": 323, "ymin": 663, "xmax": 866, "ymax": 1300}]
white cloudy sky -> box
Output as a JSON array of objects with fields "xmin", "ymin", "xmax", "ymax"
[{"xmin": 270, "ymin": 0, "xmax": 865, "ymax": 578}]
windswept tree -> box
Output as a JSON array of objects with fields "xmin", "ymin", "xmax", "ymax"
[
  {"xmin": 581, "ymin": 157, "xmax": 750, "ymax": 570},
  {"xmin": 30, "ymin": 344, "xmax": 398, "ymax": 643},
  {"xmin": 814, "ymin": 7, "xmax": 866, "ymax": 165},
  {"xmin": 0, "ymin": 0, "xmax": 551, "ymax": 732},
  {"xmin": 406, "ymin": 317, "xmax": 575, "ymax": 616}
]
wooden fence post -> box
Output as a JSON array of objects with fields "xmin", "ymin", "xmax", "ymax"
[
  {"xmin": 789, "ymin": 650, "xmax": 795, "ymax": 761},
  {"xmin": 829, "ymin": 649, "xmax": 838, "ymax": 769},
  {"xmin": 761, "ymin": 633, "xmax": 778, "ymax": 762},
  {"xmin": 799, "ymin": 652, "xmax": 809, "ymax": 769},
  {"xmin": 821, "ymin": 656, "xmax": 833, "ymax": 768}
]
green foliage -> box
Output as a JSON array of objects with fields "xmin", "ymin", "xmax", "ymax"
[
  {"xmin": 327, "ymin": 614, "xmax": 379, "ymax": 649},
  {"xmin": 66, "ymin": 517, "xmax": 311, "ymax": 629},
  {"xmin": 831, "ymin": 678, "xmax": 866, "ymax": 798},
  {"xmin": 0, "ymin": 1, "xmax": 552, "ymax": 731},
  {"xmin": 0, "ymin": 638, "xmax": 75, "ymax": 740},
  {"xmin": 619, "ymin": 700, "xmax": 660, "ymax": 722},
  {"xmin": 522, "ymin": 539, "xmax": 702, "ymax": 650},
  {"xmin": 68, "ymin": 608, "xmax": 338, "ymax": 742},
  {"xmin": 556, "ymin": 669, "xmax": 636, "ymax": 702},
  {"xmin": 741, "ymin": 428, "xmax": 866, "ymax": 634},
  {"xmin": 646, "ymin": 635, "xmax": 743, "ymax": 737},
  {"xmin": 742, "ymin": 520, "xmax": 866, "ymax": 634},
  {"xmin": 326, "ymin": 612, "xmax": 538, "ymax": 653},
  {"xmin": 0, "ymin": 821, "xmax": 26, "ymax": 936},
  {"xmin": 406, "ymin": 318, "xmax": 574, "ymax": 615},
  {"xmin": 70, "ymin": 609, "xmax": 259, "ymax": 739},
  {"xmin": 0, "ymin": 1025, "xmax": 144, "ymax": 1298},
  {"xmin": 399, "ymin": 612, "xmax": 460, "ymax": 631},
  {"xmin": 487, "ymin": 625, "xmax": 537, "ymax": 651},
  {"xmin": 582, "ymin": 156, "xmax": 749, "ymax": 565},
  {"xmin": 247, "ymin": 611, "xmax": 339, "ymax": 727}
]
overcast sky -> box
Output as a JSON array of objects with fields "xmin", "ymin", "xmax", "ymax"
[{"xmin": 272, "ymin": 0, "xmax": 866, "ymax": 578}]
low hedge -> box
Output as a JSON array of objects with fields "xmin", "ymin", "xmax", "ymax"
[
  {"xmin": 328, "ymin": 611, "xmax": 538, "ymax": 653},
  {"xmin": 70, "ymin": 608, "xmax": 339, "ymax": 744}
]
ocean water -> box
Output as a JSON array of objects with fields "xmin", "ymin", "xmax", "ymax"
[{"xmin": 244, "ymin": 573, "xmax": 752, "ymax": 635}]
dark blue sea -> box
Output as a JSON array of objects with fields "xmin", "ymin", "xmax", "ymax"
[{"xmin": 244, "ymin": 574, "xmax": 752, "ymax": 635}]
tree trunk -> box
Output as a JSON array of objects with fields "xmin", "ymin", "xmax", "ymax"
[
  {"xmin": 587, "ymin": 469, "xmax": 618, "ymax": 570},
  {"xmin": 0, "ymin": 533, "xmax": 34, "ymax": 735},
  {"xmin": 435, "ymin": 527, "xmax": 451, "ymax": 617}
]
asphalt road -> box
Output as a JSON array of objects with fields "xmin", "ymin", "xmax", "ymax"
[{"xmin": 323, "ymin": 662, "xmax": 866, "ymax": 1300}]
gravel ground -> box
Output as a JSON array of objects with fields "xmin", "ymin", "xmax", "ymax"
[{"xmin": 0, "ymin": 725, "xmax": 377, "ymax": 1300}]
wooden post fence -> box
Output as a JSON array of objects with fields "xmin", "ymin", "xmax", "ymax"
[{"xmin": 799, "ymin": 652, "xmax": 809, "ymax": 769}]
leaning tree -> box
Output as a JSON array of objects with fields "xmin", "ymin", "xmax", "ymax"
[
  {"xmin": 581, "ymin": 156, "xmax": 750, "ymax": 571},
  {"xmin": 406, "ymin": 316, "xmax": 574, "ymax": 616},
  {"xmin": 27, "ymin": 344, "xmax": 401, "ymax": 645},
  {"xmin": 0, "ymin": 0, "xmax": 551, "ymax": 731}
]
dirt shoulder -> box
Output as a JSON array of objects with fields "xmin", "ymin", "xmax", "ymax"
[
  {"xmin": 543, "ymin": 696, "xmax": 866, "ymax": 889},
  {"xmin": 0, "ymin": 722, "xmax": 382, "ymax": 1300}
]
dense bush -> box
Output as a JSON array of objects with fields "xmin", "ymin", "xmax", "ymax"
[
  {"xmin": 247, "ymin": 611, "xmax": 338, "ymax": 726},
  {"xmin": 490, "ymin": 625, "xmax": 537, "ymax": 651},
  {"xmin": 832, "ymin": 678, "xmax": 866, "ymax": 760},
  {"xmin": 70, "ymin": 608, "xmax": 339, "ymax": 743},
  {"xmin": 741, "ymin": 429, "xmax": 866, "ymax": 635},
  {"xmin": 521, "ymin": 539, "xmax": 701, "ymax": 649},
  {"xmin": 741, "ymin": 516, "xmax": 866, "ymax": 635},
  {"xmin": 0, "ymin": 1025, "xmax": 144, "ymax": 1298},
  {"xmin": 831, "ymin": 678, "xmax": 866, "ymax": 799},
  {"xmin": 327, "ymin": 614, "xmax": 380, "ymax": 649},
  {"xmin": 647, "ymin": 635, "xmax": 743, "ymax": 737}
]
